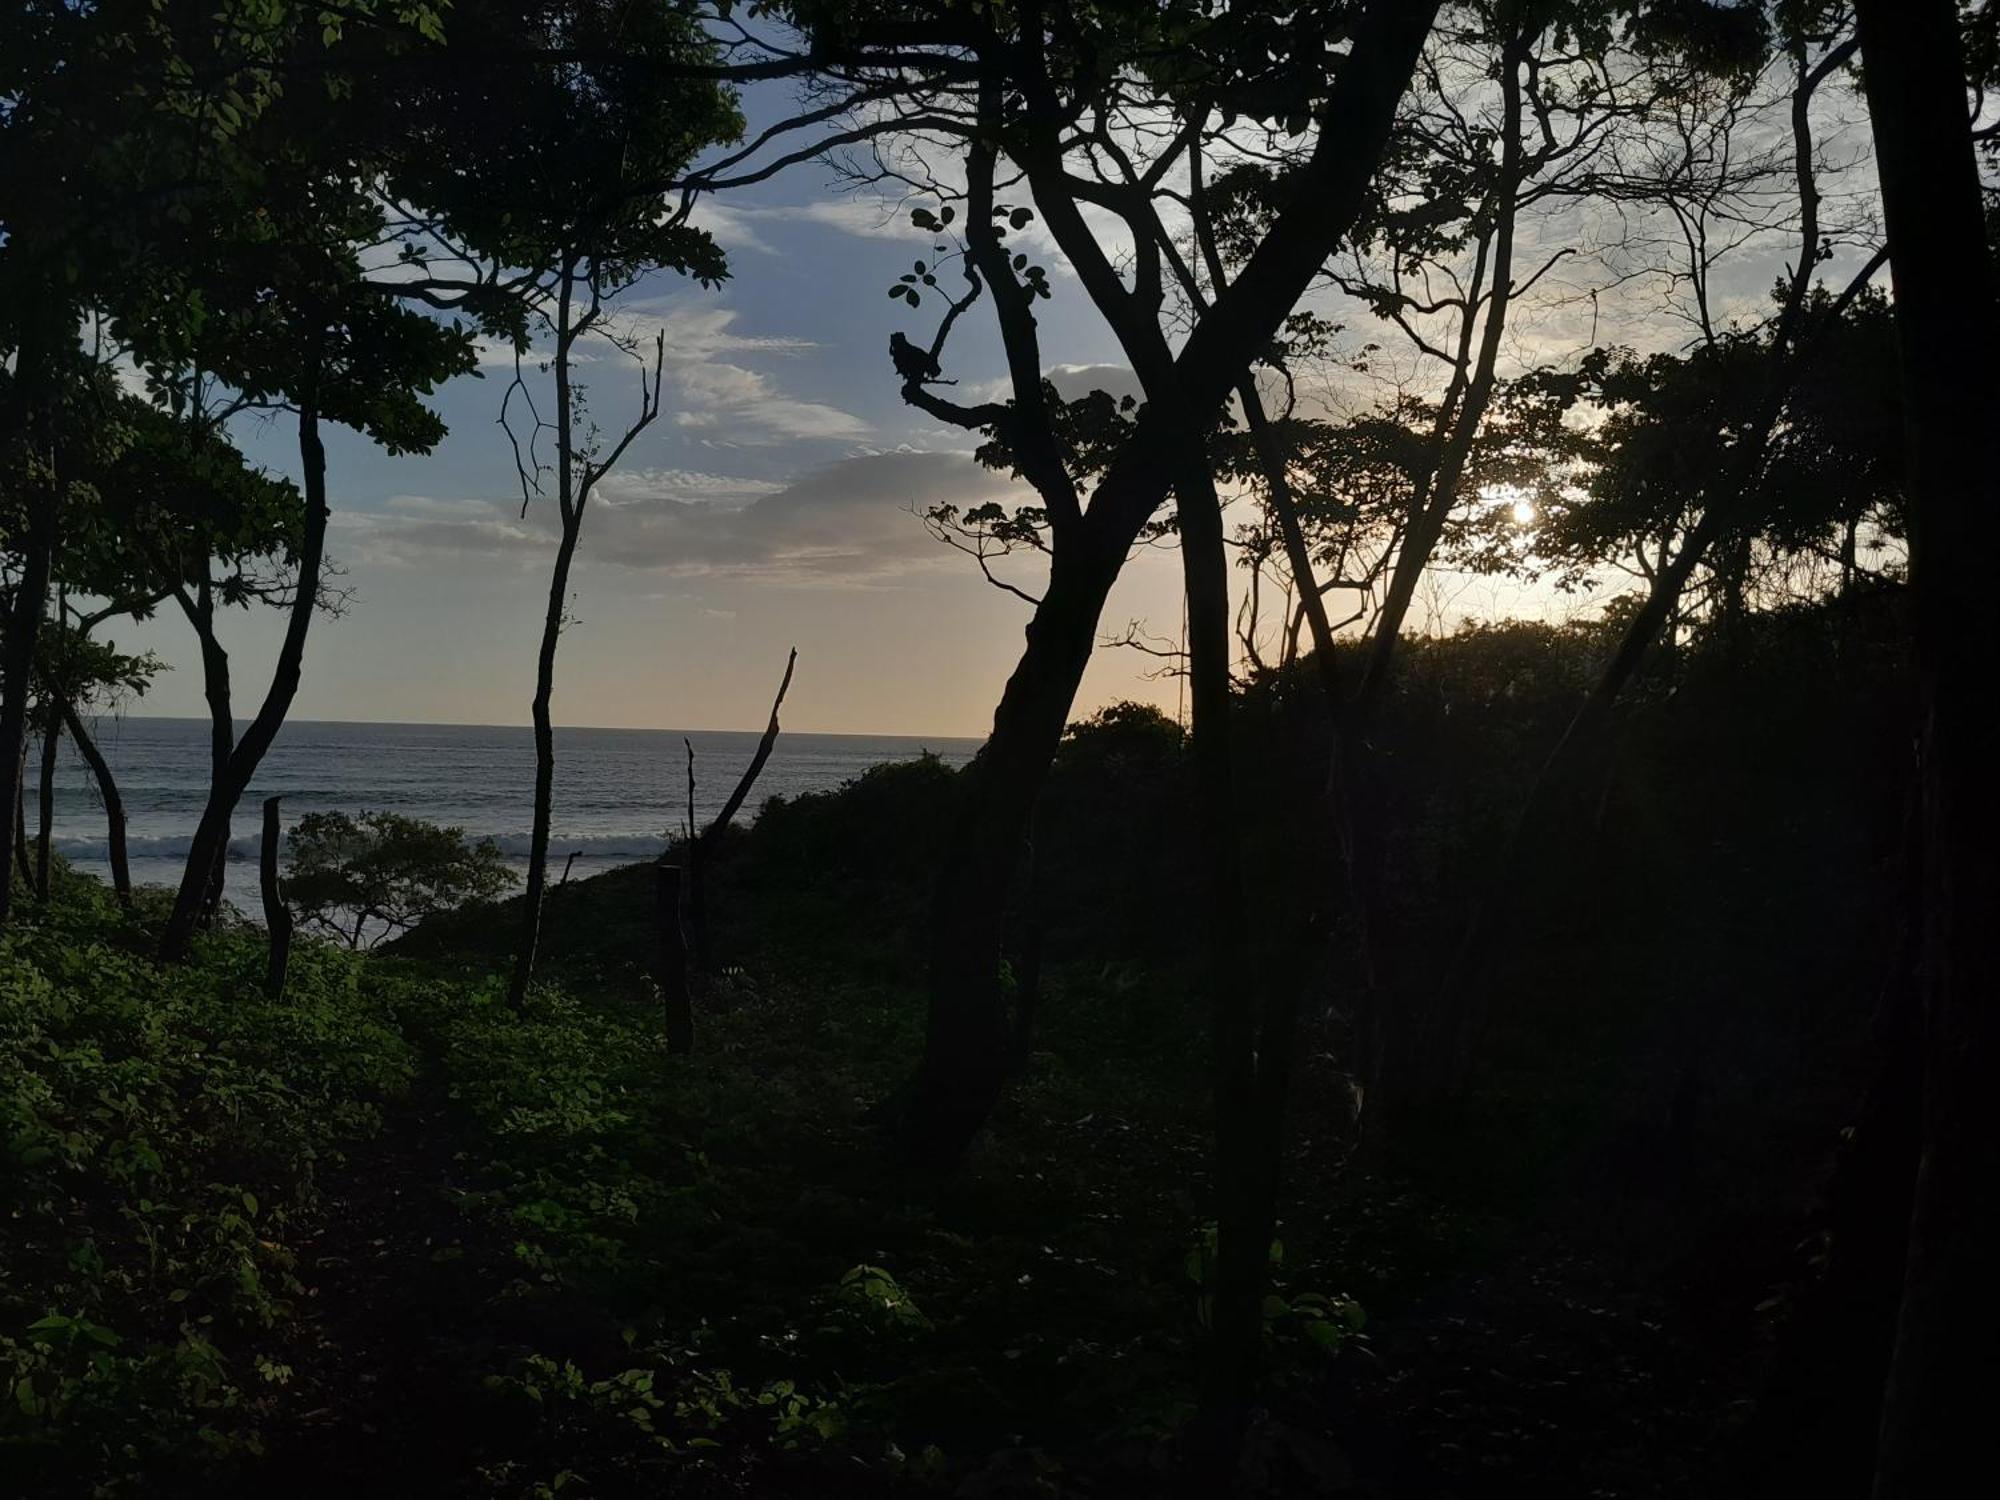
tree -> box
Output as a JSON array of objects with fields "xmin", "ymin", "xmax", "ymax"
[
  {"xmin": 792, "ymin": 2, "xmax": 1441, "ymax": 1455},
  {"xmin": 1849, "ymin": 1, "xmax": 2000, "ymax": 1491},
  {"xmin": 142, "ymin": 211, "xmax": 476, "ymax": 961},
  {"xmin": 1430, "ymin": 2, "xmax": 1889, "ymax": 1100},
  {"xmin": 286, "ymin": 810, "xmax": 516, "ymax": 949},
  {"xmin": 33, "ymin": 619, "xmax": 163, "ymax": 906},
  {"xmin": 809, "ymin": 0, "xmax": 1439, "ymax": 1177},
  {"xmin": 388, "ymin": 0, "xmax": 742, "ymax": 1008},
  {"xmin": 0, "ymin": 4, "xmax": 471, "ymax": 943}
]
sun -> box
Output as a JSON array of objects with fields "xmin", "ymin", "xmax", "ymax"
[{"xmin": 1511, "ymin": 497, "xmax": 1538, "ymax": 526}]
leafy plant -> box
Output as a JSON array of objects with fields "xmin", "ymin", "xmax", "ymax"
[{"xmin": 287, "ymin": 809, "xmax": 516, "ymax": 948}]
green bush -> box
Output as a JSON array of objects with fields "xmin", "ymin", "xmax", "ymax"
[{"xmin": 0, "ymin": 898, "xmax": 414, "ymax": 1487}]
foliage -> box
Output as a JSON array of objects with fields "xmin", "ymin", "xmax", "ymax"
[
  {"xmin": 286, "ymin": 810, "xmax": 516, "ymax": 949},
  {"xmin": 0, "ymin": 879, "xmax": 413, "ymax": 1490}
]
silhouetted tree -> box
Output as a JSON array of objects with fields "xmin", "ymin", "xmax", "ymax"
[
  {"xmin": 287, "ymin": 810, "xmax": 516, "ymax": 949},
  {"xmin": 389, "ymin": 0, "xmax": 741, "ymax": 1008},
  {"xmin": 1850, "ymin": 1, "xmax": 2000, "ymax": 1490}
]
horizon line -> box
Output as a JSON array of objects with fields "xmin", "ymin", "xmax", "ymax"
[{"xmin": 99, "ymin": 709, "xmax": 987, "ymax": 744}]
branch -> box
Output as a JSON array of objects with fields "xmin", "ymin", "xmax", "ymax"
[{"xmin": 706, "ymin": 647, "xmax": 800, "ymax": 837}]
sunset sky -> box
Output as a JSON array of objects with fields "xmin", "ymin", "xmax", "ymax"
[{"xmin": 105, "ymin": 67, "xmax": 1851, "ymax": 739}]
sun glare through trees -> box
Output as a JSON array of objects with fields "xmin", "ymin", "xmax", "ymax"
[{"xmin": 2, "ymin": 2, "xmax": 1993, "ymax": 1496}]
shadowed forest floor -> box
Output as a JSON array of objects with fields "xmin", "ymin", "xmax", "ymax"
[{"xmin": 3, "ymin": 611, "xmax": 1903, "ymax": 1496}]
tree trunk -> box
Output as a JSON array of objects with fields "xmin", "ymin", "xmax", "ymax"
[
  {"xmin": 11, "ymin": 744, "xmax": 32, "ymax": 890},
  {"xmin": 57, "ymin": 697, "xmax": 130, "ymax": 906},
  {"xmin": 33, "ymin": 713, "xmax": 58, "ymax": 899},
  {"xmin": 889, "ymin": 541, "xmax": 1123, "ymax": 1166},
  {"xmin": 510, "ymin": 534, "xmax": 573, "ymax": 1005},
  {"xmin": 657, "ymin": 859, "xmax": 693, "ymax": 1053},
  {"xmin": 1852, "ymin": 3, "xmax": 2000, "ymax": 1492},
  {"xmin": 190, "ymin": 577, "xmax": 236, "ymax": 929},
  {"xmin": 1175, "ymin": 439, "xmax": 1271, "ymax": 1467},
  {"xmin": 0, "ymin": 315, "xmax": 58, "ymax": 928},
  {"xmin": 261, "ymin": 795, "xmax": 292, "ymax": 1001},
  {"xmin": 510, "ymin": 266, "xmax": 580, "ymax": 1009},
  {"xmin": 159, "ymin": 403, "xmax": 331, "ymax": 961}
]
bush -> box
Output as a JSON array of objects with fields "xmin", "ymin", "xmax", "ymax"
[
  {"xmin": 287, "ymin": 809, "xmax": 516, "ymax": 948},
  {"xmin": 0, "ymin": 897, "xmax": 414, "ymax": 1488}
]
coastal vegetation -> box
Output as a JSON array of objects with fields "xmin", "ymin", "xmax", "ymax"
[{"xmin": 2, "ymin": 1, "xmax": 1995, "ymax": 1495}]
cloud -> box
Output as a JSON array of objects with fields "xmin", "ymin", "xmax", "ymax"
[
  {"xmin": 969, "ymin": 362, "xmax": 1145, "ymax": 409},
  {"xmin": 685, "ymin": 199, "xmax": 777, "ymax": 255},
  {"xmin": 467, "ymin": 295, "xmax": 867, "ymax": 446},
  {"xmin": 593, "ymin": 467, "xmax": 787, "ymax": 507},
  {"xmin": 671, "ymin": 363, "xmax": 872, "ymax": 444},
  {"xmin": 695, "ymin": 197, "xmax": 920, "ymax": 249},
  {"xmin": 335, "ymin": 449, "xmax": 1025, "ymax": 587},
  {"xmin": 750, "ymin": 199, "xmax": 918, "ymax": 240}
]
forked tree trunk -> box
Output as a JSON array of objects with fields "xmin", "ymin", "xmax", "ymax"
[
  {"xmin": 507, "ymin": 263, "xmax": 586, "ymax": 1009},
  {"xmin": 1851, "ymin": 2, "xmax": 2000, "ymax": 1492},
  {"xmin": 159, "ymin": 403, "xmax": 331, "ymax": 961},
  {"xmin": 890, "ymin": 0, "xmax": 1438, "ymax": 1166},
  {"xmin": 511, "ymin": 263, "xmax": 665, "ymax": 1008},
  {"xmin": 57, "ymin": 697, "xmax": 130, "ymax": 906},
  {"xmin": 181, "ymin": 576, "xmax": 239, "ymax": 928}
]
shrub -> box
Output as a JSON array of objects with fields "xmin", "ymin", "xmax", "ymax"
[{"xmin": 287, "ymin": 809, "xmax": 516, "ymax": 948}]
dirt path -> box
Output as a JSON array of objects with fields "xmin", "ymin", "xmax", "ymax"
[{"xmin": 224, "ymin": 1073, "xmax": 499, "ymax": 1497}]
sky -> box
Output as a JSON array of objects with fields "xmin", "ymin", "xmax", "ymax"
[
  {"xmin": 104, "ymin": 49, "xmax": 1876, "ymax": 740},
  {"xmin": 112, "ymin": 159, "xmax": 1207, "ymax": 737}
]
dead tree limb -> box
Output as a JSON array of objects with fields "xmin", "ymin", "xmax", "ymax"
[
  {"xmin": 711, "ymin": 647, "xmax": 798, "ymax": 836},
  {"xmin": 688, "ymin": 647, "xmax": 798, "ymax": 969}
]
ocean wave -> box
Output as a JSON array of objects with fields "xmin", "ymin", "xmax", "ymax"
[
  {"xmin": 54, "ymin": 830, "xmax": 669, "ymax": 864},
  {"xmin": 483, "ymin": 833, "xmax": 668, "ymax": 859}
]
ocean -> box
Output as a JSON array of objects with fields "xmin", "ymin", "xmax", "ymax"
[{"xmin": 32, "ymin": 717, "xmax": 981, "ymax": 908}]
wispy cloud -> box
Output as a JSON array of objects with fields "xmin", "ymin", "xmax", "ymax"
[
  {"xmin": 671, "ymin": 363, "xmax": 872, "ymax": 445},
  {"xmin": 468, "ymin": 296, "xmax": 866, "ymax": 447},
  {"xmin": 335, "ymin": 450, "xmax": 1024, "ymax": 587}
]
